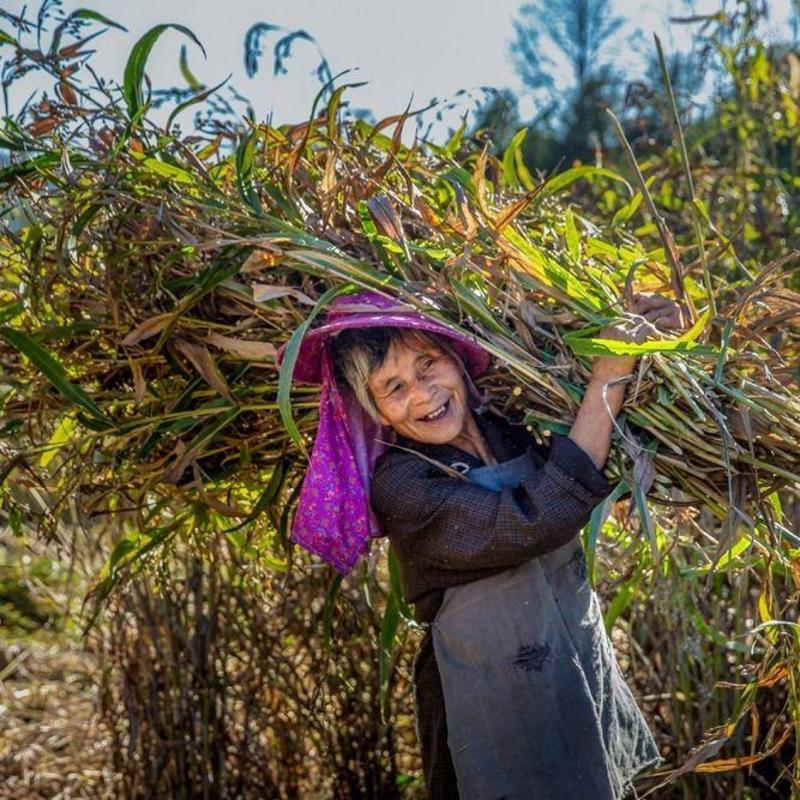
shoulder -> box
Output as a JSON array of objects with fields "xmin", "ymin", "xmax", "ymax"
[
  {"xmin": 370, "ymin": 450, "xmax": 424, "ymax": 519},
  {"xmin": 371, "ymin": 447, "xmax": 465, "ymax": 517},
  {"xmin": 372, "ymin": 448, "xmax": 432, "ymax": 491}
]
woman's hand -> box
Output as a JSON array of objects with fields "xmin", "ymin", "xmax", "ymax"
[
  {"xmin": 569, "ymin": 292, "xmax": 687, "ymax": 470},
  {"xmin": 590, "ymin": 293, "xmax": 688, "ymax": 385}
]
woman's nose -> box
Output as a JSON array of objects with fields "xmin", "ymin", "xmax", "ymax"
[{"xmin": 410, "ymin": 377, "xmax": 437, "ymax": 402}]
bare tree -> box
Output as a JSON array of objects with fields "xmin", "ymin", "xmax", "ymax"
[{"xmin": 509, "ymin": 0, "xmax": 628, "ymax": 164}]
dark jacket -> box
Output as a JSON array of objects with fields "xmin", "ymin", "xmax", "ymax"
[{"xmin": 369, "ymin": 407, "xmax": 614, "ymax": 799}]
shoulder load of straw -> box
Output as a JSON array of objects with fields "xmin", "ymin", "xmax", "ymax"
[{"xmin": 0, "ymin": 26, "xmax": 796, "ymax": 586}]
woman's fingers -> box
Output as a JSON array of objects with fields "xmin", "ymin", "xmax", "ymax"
[
  {"xmin": 630, "ymin": 293, "xmax": 686, "ymax": 330},
  {"xmin": 642, "ymin": 307, "xmax": 681, "ymax": 327},
  {"xmin": 630, "ymin": 293, "xmax": 670, "ymax": 313},
  {"xmin": 605, "ymin": 293, "xmax": 685, "ymax": 345}
]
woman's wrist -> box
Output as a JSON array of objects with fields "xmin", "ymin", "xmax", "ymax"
[{"xmin": 588, "ymin": 355, "xmax": 638, "ymax": 388}]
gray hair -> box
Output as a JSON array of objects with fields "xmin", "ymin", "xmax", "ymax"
[{"xmin": 328, "ymin": 327, "xmax": 470, "ymax": 423}]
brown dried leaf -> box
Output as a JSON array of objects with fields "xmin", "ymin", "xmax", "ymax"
[
  {"xmin": 495, "ymin": 185, "xmax": 545, "ymax": 232},
  {"xmin": 413, "ymin": 196, "xmax": 441, "ymax": 228},
  {"xmin": 129, "ymin": 358, "xmax": 146, "ymax": 404},
  {"xmin": 28, "ymin": 116, "xmax": 60, "ymax": 137},
  {"xmin": 694, "ymin": 726, "xmax": 792, "ymax": 772},
  {"xmin": 647, "ymin": 737, "xmax": 728, "ymax": 790},
  {"xmin": 727, "ymin": 408, "xmax": 782, "ymax": 447},
  {"xmin": 58, "ymin": 78, "xmax": 78, "ymax": 107},
  {"xmin": 472, "ymin": 142, "xmax": 493, "ymax": 220},
  {"xmin": 757, "ymin": 663, "xmax": 788, "ymax": 688},
  {"xmin": 163, "ymin": 440, "xmax": 188, "ymax": 485},
  {"xmin": 173, "ymin": 338, "xmax": 235, "ymax": 404},
  {"xmin": 366, "ymin": 195, "xmax": 405, "ymax": 243},
  {"xmin": 251, "ymin": 284, "xmax": 315, "ymax": 305},
  {"xmin": 240, "ymin": 249, "xmax": 280, "ymax": 275},
  {"xmin": 519, "ymin": 299, "xmax": 579, "ymax": 326},
  {"xmin": 204, "ymin": 332, "xmax": 276, "ymax": 361},
  {"xmin": 320, "ymin": 150, "xmax": 337, "ymax": 198},
  {"xmin": 368, "ymin": 107, "xmax": 409, "ymax": 182},
  {"xmin": 121, "ymin": 313, "xmax": 173, "ymax": 346}
]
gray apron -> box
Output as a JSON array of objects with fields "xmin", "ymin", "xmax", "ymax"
[{"xmin": 431, "ymin": 451, "xmax": 661, "ymax": 799}]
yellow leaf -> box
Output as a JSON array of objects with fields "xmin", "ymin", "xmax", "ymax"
[{"xmin": 40, "ymin": 413, "xmax": 77, "ymax": 468}]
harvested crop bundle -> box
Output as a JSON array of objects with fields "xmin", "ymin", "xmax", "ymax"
[{"xmin": 1, "ymin": 92, "xmax": 796, "ymax": 570}]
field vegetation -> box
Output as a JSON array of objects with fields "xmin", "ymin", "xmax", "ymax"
[{"xmin": 0, "ymin": 1, "xmax": 798, "ymax": 797}]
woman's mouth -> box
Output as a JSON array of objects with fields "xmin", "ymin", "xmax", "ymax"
[{"xmin": 418, "ymin": 399, "xmax": 450, "ymax": 423}]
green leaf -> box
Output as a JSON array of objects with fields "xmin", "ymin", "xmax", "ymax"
[
  {"xmin": 565, "ymin": 308, "xmax": 716, "ymax": 356},
  {"xmin": 0, "ymin": 327, "xmax": 112, "ymax": 426},
  {"xmin": 178, "ymin": 43, "xmax": 202, "ymax": 90},
  {"xmin": 539, "ymin": 165, "xmax": 633, "ymax": 201},
  {"xmin": 85, "ymin": 516, "xmax": 187, "ymax": 630},
  {"xmin": 603, "ymin": 566, "xmax": 643, "ymax": 632},
  {"xmin": 321, "ymin": 574, "xmax": 343, "ymax": 650},
  {"xmin": 39, "ymin": 413, "xmax": 78, "ymax": 468},
  {"xmin": 444, "ymin": 120, "xmax": 466, "ymax": 158},
  {"xmin": 691, "ymin": 609, "xmax": 751, "ymax": 653},
  {"xmin": 501, "ymin": 227, "xmax": 602, "ymax": 311},
  {"xmin": 564, "ymin": 208, "xmax": 580, "ymax": 261},
  {"xmin": 448, "ymin": 280, "xmax": 507, "ymax": 334},
  {"xmin": 633, "ymin": 482, "xmax": 658, "ymax": 561},
  {"xmin": 0, "ymin": 301, "xmax": 22, "ymax": 325},
  {"xmin": 139, "ymin": 156, "xmax": 196, "ymax": 185},
  {"xmin": 72, "ymin": 202, "xmax": 103, "ymax": 236},
  {"xmin": 325, "ymin": 82, "xmax": 367, "ymax": 142},
  {"xmin": 388, "ymin": 544, "xmax": 413, "ymax": 619},
  {"xmin": 680, "ymin": 535, "xmax": 752, "ymax": 577},
  {"xmin": 177, "ymin": 408, "xmax": 240, "ymax": 462},
  {"xmin": 224, "ymin": 459, "xmax": 287, "ymax": 532},
  {"xmin": 236, "ymin": 128, "xmax": 263, "ymax": 216},
  {"xmin": 0, "ymin": 153, "xmax": 61, "ymax": 184},
  {"xmin": 123, "ymin": 24, "xmax": 206, "ymax": 121},
  {"xmin": 164, "ymin": 72, "xmax": 233, "ymax": 130},
  {"xmin": 585, "ymin": 480, "xmax": 628, "ymax": 584},
  {"xmin": 502, "ymin": 129, "xmax": 534, "ymax": 190},
  {"xmin": 611, "ymin": 191, "xmax": 645, "ymax": 226},
  {"xmin": 379, "ymin": 590, "xmax": 401, "ymax": 722},
  {"xmin": 138, "ymin": 378, "xmax": 202, "ymax": 458}
]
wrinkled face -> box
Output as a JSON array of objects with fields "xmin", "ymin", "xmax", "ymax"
[{"xmin": 367, "ymin": 335, "xmax": 470, "ymax": 445}]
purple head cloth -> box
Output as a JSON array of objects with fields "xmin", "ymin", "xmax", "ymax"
[{"xmin": 276, "ymin": 290, "xmax": 491, "ymax": 573}]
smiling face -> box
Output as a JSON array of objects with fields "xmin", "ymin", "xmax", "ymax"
[{"xmin": 366, "ymin": 333, "xmax": 471, "ymax": 446}]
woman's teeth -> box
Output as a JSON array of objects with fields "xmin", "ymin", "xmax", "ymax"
[{"xmin": 420, "ymin": 401, "xmax": 448, "ymax": 421}]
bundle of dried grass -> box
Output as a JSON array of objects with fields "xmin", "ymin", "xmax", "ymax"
[{"xmin": 0, "ymin": 68, "xmax": 797, "ymax": 580}]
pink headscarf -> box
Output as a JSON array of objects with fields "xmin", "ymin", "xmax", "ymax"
[{"xmin": 275, "ymin": 290, "xmax": 491, "ymax": 573}]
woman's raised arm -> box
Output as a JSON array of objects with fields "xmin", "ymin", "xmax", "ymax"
[{"xmin": 569, "ymin": 292, "xmax": 686, "ymax": 469}]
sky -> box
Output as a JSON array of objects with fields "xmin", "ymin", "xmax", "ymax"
[{"xmin": 2, "ymin": 0, "xmax": 796, "ymax": 140}]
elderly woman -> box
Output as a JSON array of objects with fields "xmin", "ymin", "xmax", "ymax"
[{"xmin": 278, "ymin": 290, "xmax": 681, "ymax": 799}]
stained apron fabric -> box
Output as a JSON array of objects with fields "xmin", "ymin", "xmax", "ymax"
[{"xmin": 430, "ymin": 451, "xmax": 661, "ymax": 799}]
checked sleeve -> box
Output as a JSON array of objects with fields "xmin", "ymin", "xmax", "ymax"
[{"xmin": 370, "ymin": 434, "xmax": 613, "ymax": 574}]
